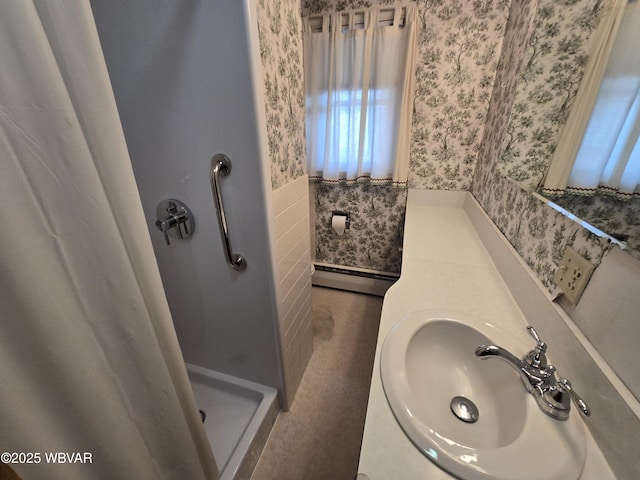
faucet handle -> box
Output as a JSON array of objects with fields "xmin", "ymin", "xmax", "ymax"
[
  {"xmin": 558, "ymin": 378, "xmax": 591, "ymax": 417},
  {"xmin": 527, "ymin": 326, "xmax": 542, "ymax": 342},
  {"xmin": 524, "ymin": 326, "xmax": 548, "ymax": 368},
  {"xmin": 154, "ymin": 199, "xmax": 195, "ymax": 247}
]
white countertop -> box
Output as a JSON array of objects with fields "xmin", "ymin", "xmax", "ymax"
[{"xmin": 357, "ymin": 190, "xmax": 614, "ymax": 480}]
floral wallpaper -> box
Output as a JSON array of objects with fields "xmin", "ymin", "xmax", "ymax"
[
  {"xmin": 496, "ymin": 0, "xmax": 606, "ymax": 189},
  {"xmin": 256, "ymin": 0, "xmax": 307, "ymax": 190},
  {"xmin": 472, "ymin": 0, "xmax": 537, "ymax": 195},
  {"xmin": 408, "ymin": 0, "xmax": 510, "ymax": 190},
  {"xmin": 311, "ymin": 182, "xmax": 407, "ymax": 272}
]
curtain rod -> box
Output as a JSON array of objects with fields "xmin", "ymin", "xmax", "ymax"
[{"xmin": 305, "ymin": 2, "xmax": 416, "ymax": 32}]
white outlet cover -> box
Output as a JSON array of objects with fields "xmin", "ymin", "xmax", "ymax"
[{"xmin": 554, "ymin": 246, "xmax": 595, "ymax": 305}]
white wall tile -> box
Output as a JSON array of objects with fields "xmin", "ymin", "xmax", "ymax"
[
  {"xmin": 283, "ymin": 279, "xmax": 312, "ymax": 345},
  {"xmin": 271, "ymin": 176, "xmax": 313, "ymax": 409}
]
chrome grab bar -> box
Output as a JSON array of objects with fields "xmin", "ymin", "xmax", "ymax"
[{"xmin": 209, "ymin": 153, "xmax": 247, "ymax": 271}]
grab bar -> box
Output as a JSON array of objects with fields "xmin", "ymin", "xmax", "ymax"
[{"xmin": 210, "ymin": 153, "xmax": 247, "ymax": 271}]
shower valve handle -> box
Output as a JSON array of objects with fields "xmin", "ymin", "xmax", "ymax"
[
  {"xmin": 155, "ymin": 199, "xmax": 195, "ymax": 246},
  {"xmin": 155, "ymin": 215, "xmax": 179, "ymax": 245}
]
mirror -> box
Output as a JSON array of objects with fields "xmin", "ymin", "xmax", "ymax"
[{"xmin": 497, "ymin": 0, "xmax": 640, "ymax": 257}]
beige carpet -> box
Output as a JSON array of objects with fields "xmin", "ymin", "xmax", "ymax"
[{"xmin": 250, "ymin": 286, "xmax": 383, "ymax": 480}]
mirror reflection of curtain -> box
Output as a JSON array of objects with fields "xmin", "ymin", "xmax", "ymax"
[
  {"xmin": 0, "ymin": 2, "xmax": 217, "ymax": 479},
  {"xmin": 542, "ymin": 0, "xmax": 640, "ymax": 200},
  {"xmin": 303, "ymin": 4, "xmax": 417, "ymax": 184}
]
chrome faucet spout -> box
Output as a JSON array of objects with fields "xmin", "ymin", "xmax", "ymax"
[
  {"xmin": 475, "ymin": 344, "xmax": 522, "ymax": 364},
  {"xmin": 475, "ymin": 327, "xmax": 590, "ymax": 421},
  {"xmin": 475, "ymin": 345, "xmax": 544, "ymax": 393}
]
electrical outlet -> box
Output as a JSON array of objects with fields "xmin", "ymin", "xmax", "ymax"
[{"xmin": 554, "ymin": 246, "xmax": 595, "ymax": 305}]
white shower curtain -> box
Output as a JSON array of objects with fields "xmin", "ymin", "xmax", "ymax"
[{"xmin": 0, "ymin": 2, "xmax": 217, "ymax": 479}]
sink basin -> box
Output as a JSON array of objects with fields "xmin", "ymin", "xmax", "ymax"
[{"xmin": 380, "ymin": 309, "xmax": 586, "ymax": 480}]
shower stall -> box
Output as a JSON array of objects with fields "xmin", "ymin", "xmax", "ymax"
[{"xmin": 90, "ymin": 0, "xmax": 283, "ymax": 478}]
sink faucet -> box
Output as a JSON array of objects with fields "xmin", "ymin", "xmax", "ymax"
[{"xmin": 475, "ymin": 326, "xmax": 590, "ymax": 421}]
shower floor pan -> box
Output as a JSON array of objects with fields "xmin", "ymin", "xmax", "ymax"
[{"xmin": 186, "ymin": 363, "xmax": 278, "ymax": 480}]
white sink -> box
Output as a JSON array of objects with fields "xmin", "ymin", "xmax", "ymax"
[{"xmin": 380, "ymin": 309, "xmax": 586, "ymax": 480}]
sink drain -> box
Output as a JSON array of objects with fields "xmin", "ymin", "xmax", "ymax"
[{"xmin": 450, "ymin": 396, "xmax": 479, "ymax": 423}]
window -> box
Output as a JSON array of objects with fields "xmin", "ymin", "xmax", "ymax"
[
  {"xmin": 542, "ymin": 0, "xmax": 640, "ymax": 200},
  {"xmin": 569, "ymin": 70, "xmax": 640, "ymax": 198},
  {"xmin": 306, "ymin": 87, "xmax": 396, "ymax": 178},
  {"xmin": 303, "ymin": 5, "xmax": 418, "ymax": 184}
]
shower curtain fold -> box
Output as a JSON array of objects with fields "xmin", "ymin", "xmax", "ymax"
[{"xmin": 0, "ymin": 1, "xmax": 218, "ymax": 479}]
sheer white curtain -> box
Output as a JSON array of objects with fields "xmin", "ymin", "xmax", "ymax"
[
  {"xmin": 543, "ymin": 0, "xmax": 640, "ymax": 200},
  {"xmin": 0, "ymin": 2, "xmax": 217, "ymax": 479},
  {"xmin": 568, "ymin": 1, "xmax": 640, "ymax": 198},
  {"xmin": 303, "ymin": 4, "xmax": 417, "ymax": 183}
]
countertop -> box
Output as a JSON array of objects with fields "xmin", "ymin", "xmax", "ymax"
[{"xmin": 357, "ymin": 190, "xmax": 615, "ymax": 479}]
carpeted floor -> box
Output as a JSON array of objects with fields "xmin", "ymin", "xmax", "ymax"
[{"xmin": 250, "ymin": 286, "xmax": 383, "ymax": 480}]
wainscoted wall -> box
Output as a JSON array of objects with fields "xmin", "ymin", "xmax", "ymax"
[
  {"xmin": 256, "ymin": 0, "xmax": 312, "ymax": 408},
  {"xmin": 272, "ymin": 175, "xmax": 314, "ymax": 408}
]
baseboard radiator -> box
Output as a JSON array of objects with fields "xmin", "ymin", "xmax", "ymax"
[{"xmin": 311, "ymin": 262, "xmax": 399, "ymax": 297}]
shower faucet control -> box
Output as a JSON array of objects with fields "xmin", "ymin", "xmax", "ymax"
[{"xmin": 155, "ymin": 199, "xmax": 195, "ymax": 246}]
